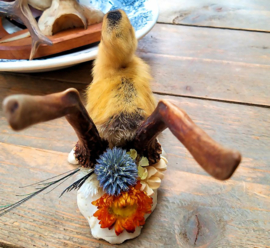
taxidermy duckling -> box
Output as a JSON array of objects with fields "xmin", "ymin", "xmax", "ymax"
[
  {"xmin": 86, "ymin": 9, "xmax": 156, "ymax": 147},
  {"xmin": 1, "ymin": 8, "xmax": 241, "ymax": 245}
]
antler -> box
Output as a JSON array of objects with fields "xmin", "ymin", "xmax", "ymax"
[
  {"xmin": 134, "ymin": 100, "xmax": 241, "ymax": 180},
  {"xmin": 3, "ymin": 88, "xmax": 108, "ymax": 167},
  {"xmin": 0, "ymin": 0, "xmax": 52, "ymax": 59}
]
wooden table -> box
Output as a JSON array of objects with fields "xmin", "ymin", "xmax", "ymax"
[{"xmin": 0, "ymin": 1, "xmax": 270, "ymax": 247}]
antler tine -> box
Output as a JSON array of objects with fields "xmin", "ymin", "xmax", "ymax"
[
  {"xmin": 134, "ymin": 100, "xmax": 241, "ymax": 180},
  {"xmin": 2, "ymin": 88, "xmax": 108, "ymax": 167},
  {"xmin": 0, "ymin": 0, "xmax": 52, "ymax": 60}
]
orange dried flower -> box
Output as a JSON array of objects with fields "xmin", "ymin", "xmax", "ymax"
[{"xmin": 92, "ymin": 182, "xmax": 152, "ymax": 236}]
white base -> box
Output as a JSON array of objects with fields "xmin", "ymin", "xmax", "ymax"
[
  {"xmin": 77, "ymin": 189, "xmax": 157, "ymax": 244},
  {"xmin": 68, "ymin": 148, "xmax": 79, "ymax": 165}
]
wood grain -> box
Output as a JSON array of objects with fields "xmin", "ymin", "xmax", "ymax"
[
  {"xmin": 0, "ymin": 87, "xmax": 269, "ymax": 247},
  {"xmin": 9, "ymin": 23, "xmax": 270, "ymax": 106},
  {"xmin": 0, "ymin": 75, "xmax": 269, "ymax": 185},
  {"xmin": 0, "ymin": 23, "xmax": 102, "ymax": 59},
  {"xmin": 134, "ymin": 100, "xmax": 241, "ymax": 180},
  {"xmin": 138, "ymin": 23, "xmax": 270, "ymax": 106},
  {"xmin": 157, "ymin": 0, "xmax": 270, "ymax": 32},
  {"xmin": 0, "ymin": 18, "xmax": 9, "ymax": 39},
  {"xmin": 0, "ymin": 141, "xmax": 269, "ymax": 247},
  {"xmin": 0, "ymin": 9, "xmax": 270, "ymax": 246},
  {"xmin": 154, "ymin": 94, "xmax": 270, "ymax": 186},
  {"xmin": 138, "ymin": 24, "xmax": 270, "ymax": 65}
]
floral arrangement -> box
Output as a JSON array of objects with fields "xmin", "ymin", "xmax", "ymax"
[{"xmin": 82, "ymin": 147, "xmax": 167, "ymax": 236}]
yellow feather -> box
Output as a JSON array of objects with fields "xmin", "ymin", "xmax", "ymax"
[{"xmin": 86, "ymin": 10, "xmax": 156, "ymax": 146}]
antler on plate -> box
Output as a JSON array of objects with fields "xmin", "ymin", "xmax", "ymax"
[
  {"xmin": 0, "ymin": 0, "xmax": 52, "ymax": 59},
  {"xmin": 3, "ymin": 88, "xmax": 108, "ymax": 167},
  {"xmin": 134, "ymin": 100, "xmax": 241, "ymax": 180}
]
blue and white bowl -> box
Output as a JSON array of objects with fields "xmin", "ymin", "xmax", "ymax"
[{"xmin": 0, "ymin": 0, "xmax": 159, "ymax": 72}]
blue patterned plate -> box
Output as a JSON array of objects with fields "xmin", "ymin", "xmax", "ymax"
[{"xmin": 0, "ymin": 0, "xmax": 158, "ymax": 72}]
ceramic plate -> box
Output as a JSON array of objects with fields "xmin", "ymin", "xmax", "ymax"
[{"xmin": 0, "ymin": 0, "xmax": 158, "ymax": 73}]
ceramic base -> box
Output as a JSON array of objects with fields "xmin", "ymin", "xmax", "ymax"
[{"xmin": 77, "ymin": 188, "xmax": 157, "ymax": 244}]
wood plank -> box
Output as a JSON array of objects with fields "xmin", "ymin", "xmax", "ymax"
[
  {"xmin": 0, "ymin": 140, "xmax": 269, "ymax": 247},
  {"xmin": 157, "ymin": 0, "xmax": 270, "ymax": 32},
  {"xmin": 0, "ymin": 8, "xmax": 269, "ymax": 245},
  {"xmin": 0, "ymin": 73, "xmax": 87, "ymax": 154},
  {"xmin": 154, "ymin": 94, "xmax": 270, "ymax": 186},
  {"xmin": 0, "ymin": 76, "xmax": 269, "ymax": 185},
  {"xmin": 0, "ymin": 73, "xmax": 87, "ymax": 96},
  {"xmin": 0, "ymin": 19, "xmax": 9, "ymax": 39},
  {"xmin": 0, "ymin": 69, "xmax": 269, "ymax": 246},
  {"xmin": 0, "ymin": 23, "xmax": 102, "ymax": 60},
  {"xmin": 6, "ymin": 23, "xmax": 270, "ymax": 106},
  {"xmin": 141, "ymin": 53, "xmax": 270, "ymax": 107},
  {"xmin": 0, "ymin": 97, "xmax": 270, "ymax": 248},
  {"xmin": 5, "ymin": 61, "xmax": 94, "ymax": 86},
  {"xmin": 138, "ymin": 24, "xmax": 270, "ymax": 65}
]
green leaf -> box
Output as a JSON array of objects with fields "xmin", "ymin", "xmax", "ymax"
[
  {"xmin": 127, "ymin": 149, "xmax": 137, "ymax": 160},
  {"xmin": 138, "ymin": 165, "xmax": 148, "ymax": 180},
  {"xmin": 139, "ymin": 156, "xmax": 149, "ymax": 167}
]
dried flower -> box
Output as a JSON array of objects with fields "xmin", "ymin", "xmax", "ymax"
[
  {"xmin": 95, "ymin": 147, "xmax": 138, "ymax": 196},
  {"xmin": 139, "ymin": 155, "xmax": 168, "ymax": 196},
  {"xmin": 92, "ymin": 182, "xmax": 152, "ymax": 236}
]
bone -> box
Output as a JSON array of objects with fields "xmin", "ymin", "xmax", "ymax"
[
  {"xmin": 38, "ymin": 0, "xmax": 104, "ymax": 36},
  {"xmin": 0, "ymin": 0, "xmax": 52, "ymax": 59},
  {"xmin": 28, "ymin": 0, "xmax": 52, "ymax": 11},
  {"xmin": 134, "ymin": 100, "xmax": 241, "ymax": 180},
  {"xmin": 3, "ymin": 88, "xmax": 108, "ymax": 167}
]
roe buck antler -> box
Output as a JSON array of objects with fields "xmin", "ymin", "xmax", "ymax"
[
  {"xmin": 3, "ymin": 88, "xmax": 108, "ymax": 167},
  {"xmin": 3, "ymin": 89, "xmax": 241, "ymax": 180},
  {"xmin": 0, "ymin": 0, "xmax": 52, "ymax": 59},
  {"xmin": 134, "ymin": 100, "xmax": 241, "ymax": 180}
]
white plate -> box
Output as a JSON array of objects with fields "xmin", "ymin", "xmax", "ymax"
[{"xmin": 0, "ymin": 0, "xmax": 159, "ymax": 73}]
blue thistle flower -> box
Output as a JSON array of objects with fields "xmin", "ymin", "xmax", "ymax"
[{"xmin": 95, "ymin": 147, "xmax": 138, "ymax": 196}]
